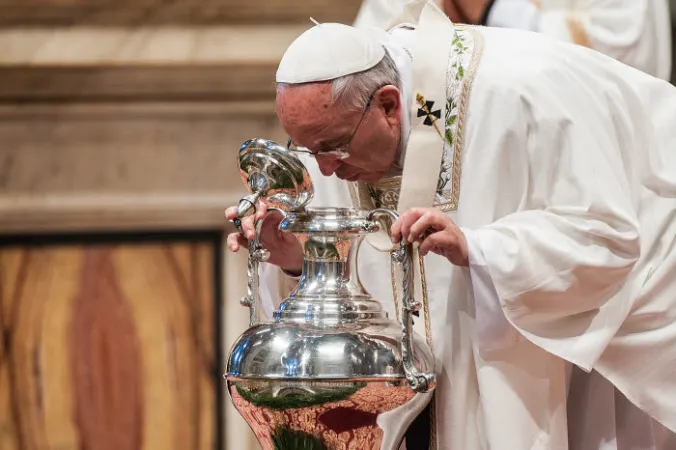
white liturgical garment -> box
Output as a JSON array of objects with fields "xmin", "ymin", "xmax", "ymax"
[
  {"xmin": 260, "ymin": 4, "xmax": 676, "ymax": 449},
  {"xmin": 353, "ymin": 0, "xmax": 673, "ymax": 80}
]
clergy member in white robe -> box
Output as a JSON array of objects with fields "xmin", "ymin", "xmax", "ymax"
[
  {"xmin": 353, "ymin": 0, "xmax": 673, "ymax": 80},
  {"xmin": 352, "ymin": 1, "xmax": 674, "ymax": 448},
  {"xmin": 226, "ymin": 2, "xmax": 676, "ymax": 449}
]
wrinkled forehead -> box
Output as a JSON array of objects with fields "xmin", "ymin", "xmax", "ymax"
[{"xmin": 275, "ymin": 83, "xmax": 342, "ymax": 131}]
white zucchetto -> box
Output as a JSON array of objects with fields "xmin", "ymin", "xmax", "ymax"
[{"xmin": 276, "ymin": 22, "xmax": 386, "ymax": 84}]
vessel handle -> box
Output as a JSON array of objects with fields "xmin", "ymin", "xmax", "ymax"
[
  {"xmin": 233, "ymin": 206, "xmax": 286, "ymax": 328},
  {"xmin": 367, "ymin": 209, "xmax": 436, "ymax": 393}
]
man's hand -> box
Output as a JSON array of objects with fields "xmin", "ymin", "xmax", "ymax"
[
  {"xmin": 445, "ymin": 0, "xmax": 494, "ymax": 24},
  {"xmin": 225, "ymin": 201, "xmax": 304, "ymax": 275},
  {"xmin": 391, "ymin": 207, "xmax": 469, "ymax": 267}
]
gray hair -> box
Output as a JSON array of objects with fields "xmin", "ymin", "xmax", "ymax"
[{"xmin": 330, "ymin": 49, "xmax": 401, "ymax": 112}]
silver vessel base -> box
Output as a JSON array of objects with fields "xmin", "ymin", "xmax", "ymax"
[{"xmin": 227, "ymin": 379, "xmax": 433, "ymax": 450}]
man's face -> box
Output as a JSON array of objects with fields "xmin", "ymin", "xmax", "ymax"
[{"xmin": 276, "ymin": 83, "xmax": 402, "ymax": 182}]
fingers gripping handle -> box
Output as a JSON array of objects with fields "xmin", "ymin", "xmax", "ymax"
[{"xmin": 367, "ymin": 209, "xmax": 435, "ymax": 394}]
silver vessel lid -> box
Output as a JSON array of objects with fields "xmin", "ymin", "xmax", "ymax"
[{"xmin": 237, "ymin": 138, "xmax": 314, "ymax": 213}]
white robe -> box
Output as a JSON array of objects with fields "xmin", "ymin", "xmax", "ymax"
[
  {"xmin": 259, "ymin": 10, "xmax": 676, "ymax": 450},
  {"xmin": 353, "ymin": 0, "xmax": 673, "ymax": 80},
  {"xmin": 458, "ymin": 24, "xmax": 676, "ymax": 450}
]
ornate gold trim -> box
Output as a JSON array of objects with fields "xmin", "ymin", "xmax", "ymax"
[
  {"xmin": 438, "ymin": 27, "xmax": 485, "ymax": 212},
  {"xmin": 365, "ymin": 176, "xmax": 402, "ymax": 211},
  {"xmin": 418, "ymin": 254, "xmax": 433, "ymax": 351},
  {"xmin": 389, "ymin": 260, "xmax": 402, "ymax": 324},
  {"xmin": 368, "ymin": 176, "xmax": 402, "ymax": 190},
  {"xmin": 361, "ymin": 30, "xmax": 485, "ymax": 214}
]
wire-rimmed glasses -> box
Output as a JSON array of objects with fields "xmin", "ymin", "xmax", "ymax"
[{"xmin": 285, "ymin": 84, "xmax": 390, "ymax": 160}]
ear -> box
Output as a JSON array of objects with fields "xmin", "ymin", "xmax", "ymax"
[{"xmin": 376, "ymin": 86, "xmax": 402, "ymax": 127}]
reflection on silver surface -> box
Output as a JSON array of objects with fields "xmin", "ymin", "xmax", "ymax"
[
  {"xmin": 228, "ymin": 380, "xmax": 432, "ymax": 450},
  {"xmin": 226, "ymin": 139, "xmax": 436, "ymax": 450},
  {"xmin": 237, "ymin": 138, "xmax": 314, "ymax": 216},
  {"xmin": 278, "ymin": 208, "xmax": 383, "ymax": 321},
  {"xmin": 228, "ymin": 321, "xmax": 433, "ymax": 380}
]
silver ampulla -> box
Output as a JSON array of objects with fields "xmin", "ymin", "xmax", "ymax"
[{"xmin": 225, "ymin": 138, "xmax": 436, "ymax": 450}]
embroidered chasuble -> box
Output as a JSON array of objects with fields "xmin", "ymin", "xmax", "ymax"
[{"xmin": 345, "ymin": 5, "xmax": 484, "ymax": 447}]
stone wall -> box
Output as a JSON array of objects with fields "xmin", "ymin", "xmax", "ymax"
[
  {"xmin": 0, "ymin": 0, "xmax": 362, "ymax": 25},
  {"xmin": 0, "ymin": 3, "xmax": 362, "ymax": 449}
]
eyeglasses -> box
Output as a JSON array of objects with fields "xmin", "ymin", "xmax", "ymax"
[{"xmin": 286, "ymin": 85, "xmax": 390, "ymax": 160}]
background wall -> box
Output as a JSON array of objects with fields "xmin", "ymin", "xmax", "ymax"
[{"xmin": 0, "ymin": 1, "xmax": 361, "ymax": 449}]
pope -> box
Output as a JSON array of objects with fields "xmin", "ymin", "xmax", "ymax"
[{"xmin": 226, "ymin": 1, "xmax": 676, "ymax": 449}]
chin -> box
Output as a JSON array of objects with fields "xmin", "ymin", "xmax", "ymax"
[
  {"xmin": 334, "ymin": 168, "xmax": 361, "ymax": 181},
  {"xmin": 354, "ymin": 172, "xmax": 385, "ymax": 182},
  {"xmin": 337, "ymin": 173, "xmax": 361, "ymax": 182},
  {"xmin": 334, "ymin": 167, "xmax": 385, "ymax": 182}
]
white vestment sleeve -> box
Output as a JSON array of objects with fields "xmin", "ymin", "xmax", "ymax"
[
  {"xmin": 463, "ymin": 63, "xmax": 641, "ymax": 370},
  {"xmin": 461, "ymin": 227, "xmax": 518, "ymax": 355},
  {"xmin": 474, "ymin": 205, "xmax": 639, "ymax": 371}
]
